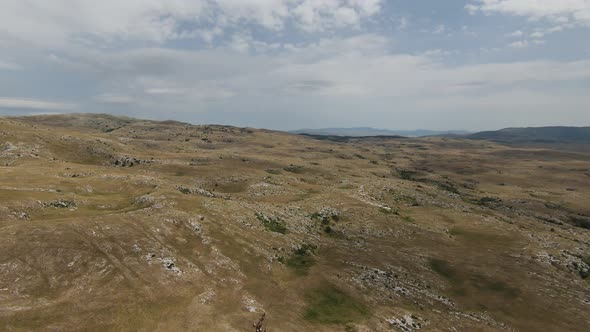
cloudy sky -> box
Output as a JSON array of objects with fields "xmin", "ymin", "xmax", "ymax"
[{"xmin": 1, "ymin": 0, "xmax": 589, "ymax": 130}]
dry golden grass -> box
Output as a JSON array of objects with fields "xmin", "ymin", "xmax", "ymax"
[{"xmin": 0, "ymin": 114, "xmax": 589, "ymax": 331}]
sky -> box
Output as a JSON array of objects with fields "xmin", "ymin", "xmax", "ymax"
[{"xmin": 0, "ymin": 0, "xmax": 589, "ymax": 131}]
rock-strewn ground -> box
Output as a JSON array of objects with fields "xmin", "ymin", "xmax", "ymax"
[{"xmin": 0, "ymin": 114, "xmax": 589, "ymax": 331}]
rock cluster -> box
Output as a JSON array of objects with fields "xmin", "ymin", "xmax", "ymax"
[
  {"xmin": 44, "ymin": 199, "xmax": 77, "ymax": 209},
  {"xmin": 536, "ymin": 250, "xmax": 590, "ymax": 279},
  {"xmin": 175, "ymin": 185, "xmax": 231, "ymax": 199},
  {"xmin": 386, "ymin": 314, "xmax": 424, "ymax": 332},
  {"xmin": 112, "ymin": 156, "xmax": 150, "ymax": 167}
]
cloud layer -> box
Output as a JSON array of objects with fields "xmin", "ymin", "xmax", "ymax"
[
  {"xmin": 0, "ymin": 0, "xmax": 382, "ymax": 46},
  {"xmin": 0, "ymin": 0, "xmax": 589, "ymax": 130},
  {"xmin": 0, "ymin": 98, "xmax": 77, "ymax": 111},
  {"xmin": 467, "ymin": 0, "xmax": 590, "ymax": 26}
]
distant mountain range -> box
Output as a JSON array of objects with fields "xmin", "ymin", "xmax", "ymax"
[
  {"xmin": 289, "ymin": 127, "xmax": 471, "ymax": 137},
  {"xmin": 467, "ymin": 126, "xmax": 590, "ymax": 144},
  {"xmin": 291, "ymin": 126, "xmax": 590, "ymax": 144}
]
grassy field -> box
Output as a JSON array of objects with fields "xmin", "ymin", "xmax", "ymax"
[{"xmin": 0, "ymin": 114, "xmax": 589, "ymax": 331}]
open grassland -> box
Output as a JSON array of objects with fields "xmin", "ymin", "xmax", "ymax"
[{"xmin": 0, "ymin": 114, "xmax": 589, "ymax": 331}]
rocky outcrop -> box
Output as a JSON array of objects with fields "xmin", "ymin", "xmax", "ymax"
[{"xmin": 111, "ymin": 156, "xmax": 151, "ymax": 167}]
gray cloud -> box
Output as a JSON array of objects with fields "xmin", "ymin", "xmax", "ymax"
[
  {"xmin": 0, "ymin": 98, "xmax": 77, "ymax": 111},
  {"xmin": 0, "ymin": 60, "xmax": 22, "ymax": 71}
]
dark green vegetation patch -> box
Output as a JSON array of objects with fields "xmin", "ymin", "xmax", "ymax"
[
  {"xmin": 304, "ymin": 284, "xmax": 369, "ymax": 324},
  {"xmin": 256, "ymin": 212, "xmax": 287, "ymax": 234},
  {"xmin": 283, "ymin": 164, "xmax": 305, "ymax": 173},
  {"xmin": 435, "ymin": 181, "xmax": 460, "ymax": 194},
  {"xmin": 286, "ymin": 244, "xmax": 316, "ymax": 275},
  {"xmin": 476, "ymin": 196, "xmax": 503, "ymax": 206},
  {"xmin": 396, "ymin": 169, "xmax": 418, "ymax": 181},
  {"xmin": 568, "ymin": 215, "xmax": 590, "ymax": 230},
  {"xmin": 429, "ymin": 258, "xmax": 520, "ymax": 299},
  {"xmin": 265, "ymin": 168, "xmax": 281, "ymax": 175},
  {"xmin": 379, "ymin": 207, "xmax": 399, "ymax": 215},
  {"xmin": 429, "ymin": 258, "xmax": 458, "ymax": 281}
]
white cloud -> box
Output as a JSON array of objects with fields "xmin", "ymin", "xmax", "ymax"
[
  {"xmin": 509, "ymin": 40, "xmax": 529, "ymax": 48},
  {"xmin": 0, "ymin": 0, "xmax": 383, "ymax": 47},
  {"xmin": 54, "ymin": 34, "xmax": 590, "ymax": 104},
  {"xmin": 145, "ymin": 88, "xmax": 186, "ymax": 96},
  {"xmin": 398, "ymin": 17, "xmax": 409, "ymax": 29},
  {"xmin": 229, "ymin": 33, "xmax": 254, "ymax": 53},
  {"xmin": 509, "ymin": 39, "xmax": 545, "ymax": 48},
  {"xmin": 433, "ymin": 24, "xmax": 447, "ymax": 34},
  {"xmin": 0, "ymin": 60, "xmax": 22, "ymax": 70},
  {"xmin": 291, "ymin": 0, "xmax": 377, "ymax": 31},
  {"xmin": 197, "ymin": 27, "xmax": 224, "ymax": 43},
  {"xmin": 461, "ymin": 25, "xmax": 478, "ymax": 36},
  {"xmin": 507, "ymin": 30, "xmax": 524, "ymax": 37},
  {"xmin": 347, "ymin": 0, "xmax": 382, "ymax": 16},
  {"xmin": 0, "ymin": 98, "xmax": 77, "ymax": 110},
  {"xmin": 422, "ymin": 49, "xmax": 452, "ymax": 57},
  {"xmin": 95, "ymin": 94, "xmax": 135, "ymax": 104},
  {"xmin": 467, "ymin": 0, "xmax": 590, "ymax": 26},
  {"xmin": 0, "ymin": 0, "xmax": 208, "ymax": 46}
]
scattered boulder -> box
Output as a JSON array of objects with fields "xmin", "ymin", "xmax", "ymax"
[
  {"xmin": 175, "ymin": 186, "xmax": 230, "ymax": 199},
  {"xmin": 176, "ymin": 185, "xmax": 216, "ymax": 198},
  {"xmin": 386, "ymin": 314, "xmax": 424, "ymax": 332},
  {"xmin": 44, "ymin": 199, "xmax": 76, "ymax": 209},
  {"xmin": 536, "ymin": 250, "xmax": 590, "ymax": 279},
  {"xmin": 311, "ymin": 207, "xmax": 341, "ymax": 225},
  {"xmin": 14, "ymin": 211, "xmax": 30, "ymax": 220},
  {"xmin": 318, "ymin": 207, "xmax": 340, "ymax": 220},
  {"xmin": 112, "ymin": 156, "xmax": 150, "ymax": 167},
  {"xmin": 194, "ymin": 188, "xmax": 217, "ymax": 198},
  {"xmin": 161, "ymin": 258, "xmax": 182, "ymax": 275},
  {"xmin": 187, "ymin": 216, "xmax": 204, "ymax": 234}
]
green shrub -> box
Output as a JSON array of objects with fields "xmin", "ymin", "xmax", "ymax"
[
  {"xmin": 286, "ymin": 244, "xmax": 316, "ymax": 275},
  {"xmin": 379, "ymin": 207, "xmax": 399, "ymax": 215},
  {"xmin": 304, "ymin": 285, "xmax": 369, "ymax": 324},
  {"xmin": 402, "ymin": 216, "xmax": 414, "ymax": 223},
  {"xmin": 437, "ymin": 182, "xmax": 460, "ymax": 194},
  {"xmin": 477, "ymin": 197, "xmax": 502, "ymax": 205},
  {"xmin": 256, "ymin": 212, "xmax": 287, "ymax": 234},
  {"xmin": 569, "ymin": 215, "xmax": 590, "ymax": 230},
  {"xmin": 283, "ymin": 164, "xmax": 304, "ymax": 173},
  {"xmin": 396, "ymin": 169, "xmax": 417, "ymax": 181},
  {"xmin": 429, "ymin": 258, "xmax": 458, "ymax": 281}
]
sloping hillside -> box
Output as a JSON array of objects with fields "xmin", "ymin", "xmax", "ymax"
[{"xmin": 0, "ymin": 114, "xmax": 589, "ymax": 331}]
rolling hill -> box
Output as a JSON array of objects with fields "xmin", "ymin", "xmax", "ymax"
[{"xmin": 0, "ymin": 114, "xmax": 589, "ymax": 331}]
